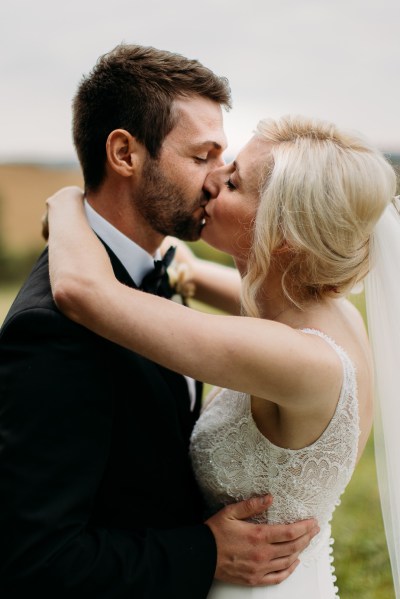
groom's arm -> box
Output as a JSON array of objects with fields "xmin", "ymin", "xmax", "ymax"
[{"xmin": 0, "ymin": 307, "xmax": 217, "ymax": 599}]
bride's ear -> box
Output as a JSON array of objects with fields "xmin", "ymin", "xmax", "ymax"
[{"xmin": 106, "ymin": 129, "xmax": 146, "ymax": 177}]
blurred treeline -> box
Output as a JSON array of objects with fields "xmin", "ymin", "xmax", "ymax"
[{"xmin": 0, "ymin": 163, "xmax": 83, "ymax": 285}]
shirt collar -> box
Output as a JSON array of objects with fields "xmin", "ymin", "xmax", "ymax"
[{"xmin": 84, "ymin": 199, "xmax": 160, "ymax": 286}]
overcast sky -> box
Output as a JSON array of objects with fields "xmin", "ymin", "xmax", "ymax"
[{"xmin": 1, "ymin": 0, "xmax": 399, "ymax": 164}]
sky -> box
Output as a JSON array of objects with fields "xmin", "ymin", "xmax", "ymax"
[{"xmin": 1, "ymin": 0, "xmax": 399, "ymax": 164}]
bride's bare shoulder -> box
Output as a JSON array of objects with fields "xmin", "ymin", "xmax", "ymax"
[
  {"xmin": 336, "ymin": 298, "xmax": 372, "ymax": 371},
  {"xmin": 341, "ymin": 297, "xmax": 368, "ymax": 333}
]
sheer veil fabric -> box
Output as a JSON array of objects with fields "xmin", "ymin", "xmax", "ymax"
[{"xmin": 364, "ymin": 197, "xmax": 400, "ymax": 597}]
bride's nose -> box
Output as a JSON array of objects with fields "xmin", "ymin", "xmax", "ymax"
[{"xmin": 204, "ymin": 166, "xmax": 226, "ymax": 199}]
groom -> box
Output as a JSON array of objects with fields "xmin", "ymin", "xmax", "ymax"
[{"xmin": 0, "ymin": 44, "xmax": 317, "ymax": 598}]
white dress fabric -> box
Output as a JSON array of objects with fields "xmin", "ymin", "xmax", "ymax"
[{"xmin": 189, "ymin": 329, "xmax": 360, "ymax": 598}]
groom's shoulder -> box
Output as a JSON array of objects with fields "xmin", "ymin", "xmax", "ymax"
[{"xmin": 1, "ymin": 247, "xmax": 61, "ymax": 333}]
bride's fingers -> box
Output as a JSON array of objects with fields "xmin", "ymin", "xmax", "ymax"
[{"xmin": 46, "ymin": 186, "xmax": 85, "ymax": 209}]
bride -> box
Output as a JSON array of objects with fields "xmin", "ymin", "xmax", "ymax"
[{"xmin": 45, "ymin": 115, "xmax": 399, "ymax": 598}]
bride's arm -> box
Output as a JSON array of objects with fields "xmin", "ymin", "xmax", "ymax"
[
  {"xmin": 189, "ymin": 257, "xmax": 242, "ymax": 315},
  {"xmin": 47, "ymin": 187, "xmax": 330, "ymax": 405},
  {"xmin": 44, "ymin": 187, "xmax": 241, "ymax": 316},
  {"xmin": 47, "ymin": 190, "xmax": 243, "ymax": 387}
]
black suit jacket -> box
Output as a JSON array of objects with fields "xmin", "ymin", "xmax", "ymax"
[{"xmin": 0, "ymin": 245, "xmax": 216, "ymax": 599}]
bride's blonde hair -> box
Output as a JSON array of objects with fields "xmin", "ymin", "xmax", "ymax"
[{"xmin": 241, "ymin": 114, "xmax": 397, "ymax": 318}]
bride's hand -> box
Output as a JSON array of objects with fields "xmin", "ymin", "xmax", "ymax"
[
  {"xmin": 42, "ymin": 186, "xmax": 84, "ymax": 241},
  {"xmin": 161, "ymin": 237, "xmax": 197, "ymax": 300}
]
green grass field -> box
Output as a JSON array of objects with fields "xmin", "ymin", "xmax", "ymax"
[{"xmin": 0, "ymin": 286, "xmax": 395, "ymax": 598}]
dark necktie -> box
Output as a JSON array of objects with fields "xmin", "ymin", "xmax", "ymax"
[{"xmin": 140, "ymin": 245, "xmax": 176, "ymax": 298}]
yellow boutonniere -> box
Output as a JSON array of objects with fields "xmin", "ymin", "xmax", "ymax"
[{"xmin": 167, "ymin": 261, "xmax": 196, "ymax": 305}]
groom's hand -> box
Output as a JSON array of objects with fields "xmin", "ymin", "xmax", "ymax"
[{"xmin": 205, "ymin": 495, "xmax": 319, "ymax": 586}]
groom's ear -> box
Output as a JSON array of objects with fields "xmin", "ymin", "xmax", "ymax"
[{"xmin": 106, "ymin": 129, "xmax": 146, "ymax": 177}]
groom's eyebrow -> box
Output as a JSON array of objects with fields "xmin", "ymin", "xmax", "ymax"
[{"xmin": 192, "ymin": 141, "xmax": 224, "ymax": 152}]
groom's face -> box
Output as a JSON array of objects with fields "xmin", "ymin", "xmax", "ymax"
[{"xmin": 135, "ymin": 96, "xmax": 227, "ymax": 241}]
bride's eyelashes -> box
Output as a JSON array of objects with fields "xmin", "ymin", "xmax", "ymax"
[{"xmin": 225, "ymin": 178, "xmax": 236, "ymax": 191}]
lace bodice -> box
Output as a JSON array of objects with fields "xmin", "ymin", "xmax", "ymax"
[{"xmin": 189, "ymin": 329, "xmax": 360, "ymax": 565}]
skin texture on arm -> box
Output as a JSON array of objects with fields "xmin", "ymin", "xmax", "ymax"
[{"xmin": 189, "ymin": 257, "xmax": 242, "ymax": 315}]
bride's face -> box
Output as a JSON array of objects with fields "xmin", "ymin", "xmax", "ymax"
[{"xmin": 202, "ymin": 136, "xmax": 273, "ymax": 261}]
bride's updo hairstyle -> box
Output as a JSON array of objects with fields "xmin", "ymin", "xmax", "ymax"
[{"xmin": 241, "ymin": 115, "xmax": 397, "ymax": 317}]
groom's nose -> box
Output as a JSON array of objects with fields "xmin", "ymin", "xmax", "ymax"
[{"xmin": 203, "ymin": 165, "xmax": 225, "ymax": 199}]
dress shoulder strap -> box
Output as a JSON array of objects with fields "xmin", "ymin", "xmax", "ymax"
[{"xmin": 301, "ymin": 327, "xmax": 358, "ymax": 407}]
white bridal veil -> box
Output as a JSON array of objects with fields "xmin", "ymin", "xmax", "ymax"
[{"xmin": 364, "ymin": 196, "xmax": 400, "ymax": 597}]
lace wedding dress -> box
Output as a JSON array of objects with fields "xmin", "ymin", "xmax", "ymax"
[{"xmin": 190, "ymin": 329, "xmax": 360, "ymax": 598}]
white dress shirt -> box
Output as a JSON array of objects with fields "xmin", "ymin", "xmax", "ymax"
[{"xmin": 84, "ymin": 200, "xmax": 197, "ymax": 411}]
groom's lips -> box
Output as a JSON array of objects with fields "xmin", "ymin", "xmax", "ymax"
[
  {"xmin": 201, "ymin": 210, "xmax": 209, "ymax": 227},
  {"xmin": 203, "ymin": 205, "xmax": 211, "ymax": 222},
  {"xmin": 196, "ymin": 204, "xmax": 208, "ymax": 227},
  {"xmin": 192, "ymin": 204, "xmax": 207, "ymax": 225}
]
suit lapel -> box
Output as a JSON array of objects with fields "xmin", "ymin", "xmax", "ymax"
[{"xmin": 100, "ymin": 238, "xmax": 203, "ymax": 424}]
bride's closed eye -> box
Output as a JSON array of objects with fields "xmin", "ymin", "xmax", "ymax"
[{"xmin": 225, "ymin": 178, "xmax": 236, "ymax": 191}]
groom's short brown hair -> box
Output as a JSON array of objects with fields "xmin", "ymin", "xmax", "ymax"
[{"xmin": 72, "ymin": 43, "xmax": 231, "ymax": 191}]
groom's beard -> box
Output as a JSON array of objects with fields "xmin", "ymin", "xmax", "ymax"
[{"xmin": 135, "ymin": 156, "xmax": 207, "ymax": 241}]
